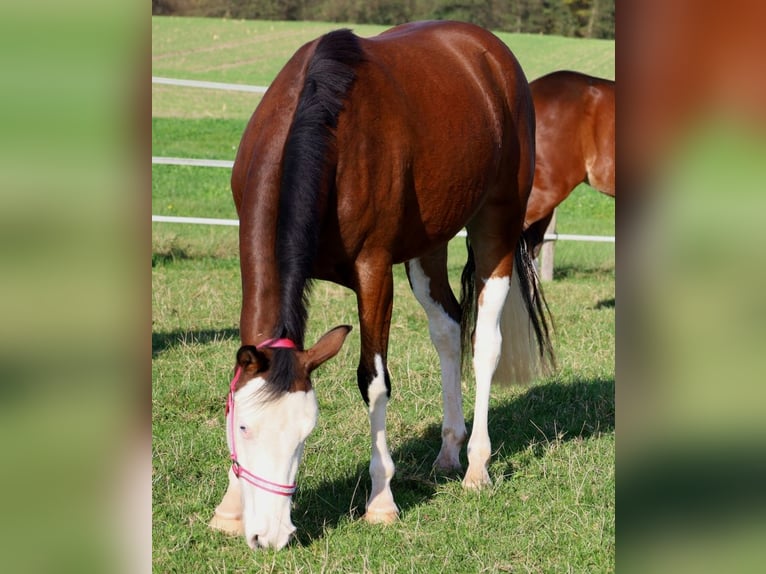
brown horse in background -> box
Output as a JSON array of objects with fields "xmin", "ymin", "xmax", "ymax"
[
  {"xmin": 208, "ymin": 21, "xmax": 554, "ymax": 550},
  {"xmin": 523, "ymin": 71, "xmax": 615, "ymax": 256}
]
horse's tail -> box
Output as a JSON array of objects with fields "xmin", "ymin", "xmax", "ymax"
[
  {"xmin": 275, "ymin": 29, "xmax": 363, "ymax": 346},
  {"xmin": 460, "ymin": 236, "xmax": 555, "ymax": 384},
  {"xmin": 459, "ymin": 238, "xmax": 478, "ymax": 376}
]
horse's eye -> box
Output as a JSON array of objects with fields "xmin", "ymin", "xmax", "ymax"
[{"xmin": 239, "ymin": 425, "xmax": 247, "ymax": 432}]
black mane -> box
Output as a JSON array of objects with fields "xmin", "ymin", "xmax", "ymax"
[{"xmin": 268, "ymin": 29, "xmax": 363, "ymax": 393}]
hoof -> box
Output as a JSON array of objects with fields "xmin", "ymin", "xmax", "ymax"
[
  {"xmin": 208, "ymin": 514, "xmax": 244, "ymax": 536},
  {"xmin": 363, "ymin": 508, "xmax": 399, "ymax": 525},
  {"xmin": 433, "ymin": 453, "xmax": 463, "ymax": 474},
  {"xmin": 462, "ymin": 467, "xmax": 491, "ymax": 490}
]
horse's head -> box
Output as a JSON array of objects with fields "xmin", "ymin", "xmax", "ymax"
[{"xmin": 226, "ymin": 326, "xmax": 351, "ymax": 550}]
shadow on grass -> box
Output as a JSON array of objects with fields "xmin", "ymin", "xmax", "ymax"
[
  {"xmin": 595, "ymin": 297, "xmax": 615, "ymax": 309},
  {"xmin": 553, "ymin": 264, "xmax": 614, "ymax": 281},
  {"xmin": 152, "ymin": 246, "xmax": 191, "ymax": 267},
  {"xmin": 152, "ymin": 327, "xmax": 239, "ymax": 357},
  {"xmin": 293, "ymin": 376, "xmax": 614, "ymax": 546}
]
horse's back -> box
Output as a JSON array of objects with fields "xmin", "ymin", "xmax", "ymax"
[{"xmin": 332, "ymin": 21, "xmax": 535, "ymax": 262}]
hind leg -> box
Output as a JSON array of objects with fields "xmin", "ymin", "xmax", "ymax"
[
  {"xmin": 406, "ymin": 249, "xmax": 466, "ymax": 472},
  {"xmin": 463, "ymin": 273, "xmax": 510, "ymax": 489},
  {"xmin": 462, "ymin": 215, "xmax": 523, "ymax": 489}
]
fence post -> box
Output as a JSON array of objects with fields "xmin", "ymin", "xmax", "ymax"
[{"xmin": 540, "ymin": 209, "xmax": 557, "ymax": 282}]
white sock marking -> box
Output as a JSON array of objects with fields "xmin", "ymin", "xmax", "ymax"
[
  {"xmin": 467, "ymin": 276, "xmax": 510, "ymax": 476},
  {"xmin": 408, "ymin": 259, "xmax": 466, "ymax": 466},
  {"xmin": 367, "ymin": 354, "xmax": 397, "ymax": 515}
]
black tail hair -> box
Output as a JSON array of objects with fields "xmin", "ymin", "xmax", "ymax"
[
  {"xmin": 514, "ymin": 236, "xmax": 555, "ymax": 368},
  {"xmin": 459, "ymin": 235, "xmax": 555, "ymax": 376},
  {"xmin": 459, "ymin": 237, "xmax": 477, "ymax": 375}
]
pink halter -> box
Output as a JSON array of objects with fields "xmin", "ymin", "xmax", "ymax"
[
  {"xmin": 257, "ymin": 338, "xmax": 298, "ymax": 350},
  {"xmin": 226, "ymin": 337, "xmax": 298, "ymax": 497}
]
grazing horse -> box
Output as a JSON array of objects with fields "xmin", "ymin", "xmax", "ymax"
[
  {"xmin": 208, "ymin": 21, "xmax": 554, "ymax": 550},
  {"xmin": 523, "ymin": 71, "xmax": 615, "ymax": 256}
]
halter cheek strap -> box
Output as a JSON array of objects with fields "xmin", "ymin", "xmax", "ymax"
[
  {"xmin": 226, "ymin": 350, "xmax": 298, "ymax": 497},
  {"xmin": 257, "ymin": 338, "xmax": 297, "ymax": 350}
]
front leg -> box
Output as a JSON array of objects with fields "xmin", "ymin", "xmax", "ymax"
[
  {"xmin": 209, "ymin": 466, "xmax": 244, "ymax": 535},
  {"xmin": 355, "ymin": 257, "xmax": 399, "ymax": 524},
  {"xmin": 359, "ymin": 354, "xmax": 398, "ymax": 524}
]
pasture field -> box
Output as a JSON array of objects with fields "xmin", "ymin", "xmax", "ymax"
[{"xmin": 152, "ymin": 17, "xmax": 614, "ymax": 573}]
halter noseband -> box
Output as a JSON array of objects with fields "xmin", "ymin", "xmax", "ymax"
[{"xmin": 226, "ymin": 338, "xmax": 298, "ymax": 497}]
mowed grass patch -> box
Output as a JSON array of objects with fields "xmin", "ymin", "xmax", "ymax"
[
  {"xmin": 152, "ymin": 84, "xmax": 264, "ymax": 120},
  {"xmin": 152, "ymin": 18, "xmax": 390, "ymax": 85}
]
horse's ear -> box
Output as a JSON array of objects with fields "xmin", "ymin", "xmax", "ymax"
[
  {"xmin": 236, "ymin": 345, "xmax": 269, "ymax": 375},
  {"xmin": 304, "ymin": 325, "xmax": 352, "ymax": 373}
]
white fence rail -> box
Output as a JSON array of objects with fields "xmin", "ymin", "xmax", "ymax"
[
  {"xmin": 152, "ymin": 76, "xmax": 269, "ymax": 94},
  {"xmin": 150, "ymin": 213, "xmax": 613, "ymax": 243},
  {"xmin": 152, "ymin": 156, "xmax": 234, "ymax": 168},
  {"xmin": 151, "ymin": 215, "xmax": 240, "ymax": 227}
]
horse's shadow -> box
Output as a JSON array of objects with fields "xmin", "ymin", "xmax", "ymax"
[{"xmin": 293, "ymin": 377, "xmax": 614, "ymax": 546}]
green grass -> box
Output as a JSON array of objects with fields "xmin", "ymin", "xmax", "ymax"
[
  {"xmin": 153, "ymin": 17, "xmax": 614, "ymax": 573},
  {"xmin": 152, "ymin": 117, "xmax": 244, "ymax": 159},
  {"xmin": 151, "ymin": 17, "xmax": 614, "ymax": 85},
  {"xmin": 152, "ymin": 246, "xmax": 614, "ymax": 572}
]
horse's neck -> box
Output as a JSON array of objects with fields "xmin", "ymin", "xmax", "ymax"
[
  {"xmin": 234, "ymin": 49, "xmax": 320, "ymax": 347},
  {"xmin": 239, "ymin": 255, "xmax": 280, "ymax": 346},
  {"xmin": 238, "ymin": 175, "xmax": 282, "ymax": 345}
]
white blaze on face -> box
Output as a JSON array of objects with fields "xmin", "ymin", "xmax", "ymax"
[{"xmin": 227, "ymin": 377, "xmax": 318, "ymax": 550}]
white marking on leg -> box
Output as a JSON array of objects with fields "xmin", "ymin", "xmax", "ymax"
[
  {"xmin": 408, "ymin": 259, "xmax": 466, "ymax": 470},
  {"xmin": 464, "ymin": 276, "xmax": 510, "ymax": 489},
  {"xmin": 365, "ymin": 354, "xmax": 398, "ymax": 522}
]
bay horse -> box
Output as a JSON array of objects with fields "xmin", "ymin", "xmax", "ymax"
[
  {"xmin": 208, "ymin": 21, "xmax": 554, "ymax": 550},
  {"xmin": 522, "ymin": 71, "xmax": 615, "ymax": 256}
]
